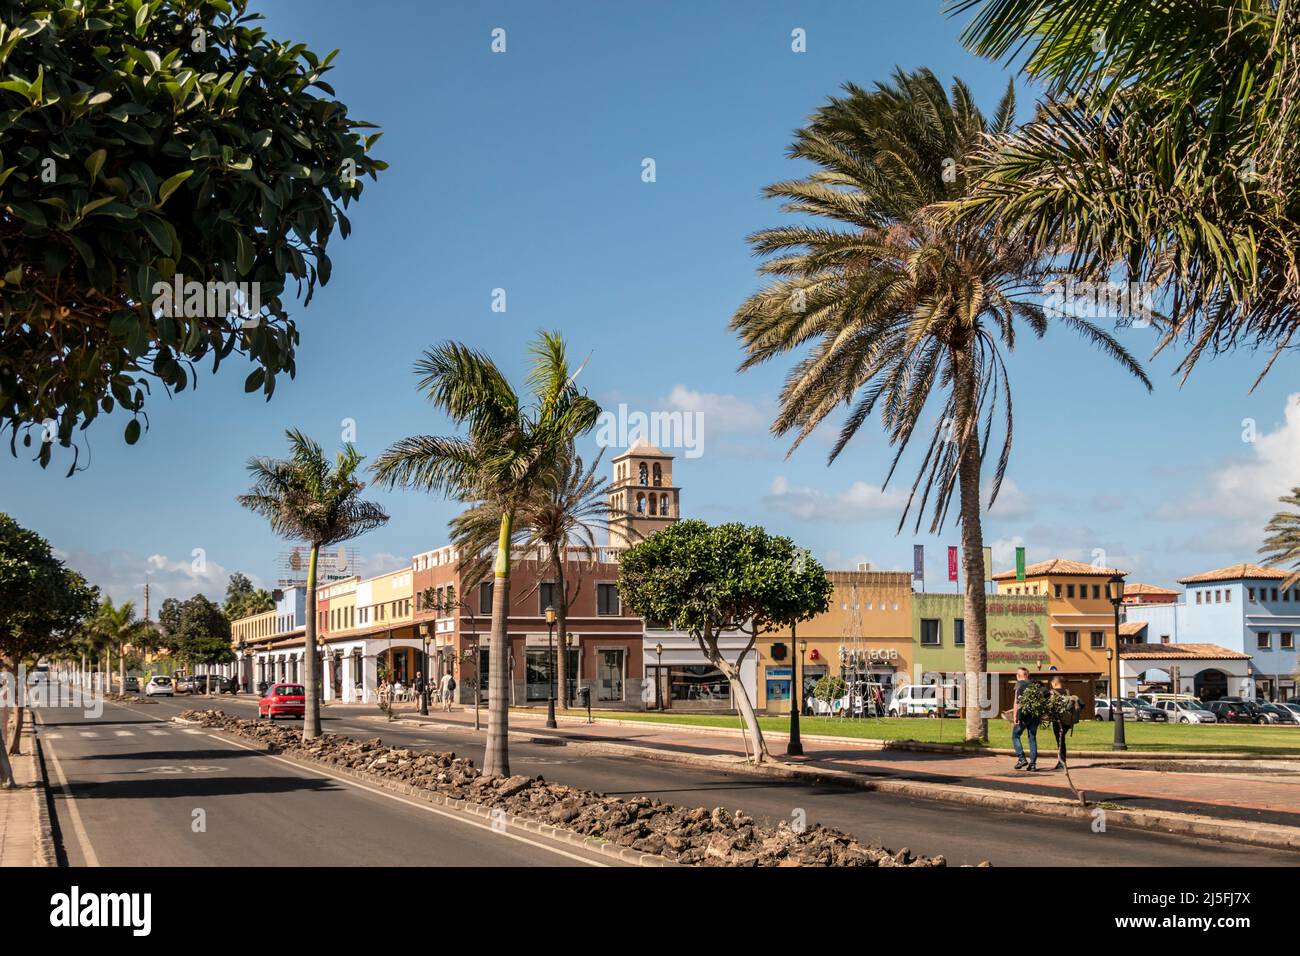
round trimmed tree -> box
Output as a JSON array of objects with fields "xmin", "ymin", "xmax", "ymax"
[{"xmin": 617, "ymin": 520, "xmax": 831, "ymax": 763}]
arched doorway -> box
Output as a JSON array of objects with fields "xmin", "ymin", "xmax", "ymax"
[{"xmin": 1194, "ymin": 668, "xmax": 1229, "ymax": 701}]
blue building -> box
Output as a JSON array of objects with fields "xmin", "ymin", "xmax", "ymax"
[{"xmin": 1124, "ymin": 563, "xmax": 1299, "ymax": 701}]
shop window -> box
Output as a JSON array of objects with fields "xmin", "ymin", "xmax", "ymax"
[
  {"xmin": 765, "ymin": 667, "xmax": 792, "ymax": 703},
  {"xmin": 669, "ymin": 665, "xmax": 729, "ymax": 705}
]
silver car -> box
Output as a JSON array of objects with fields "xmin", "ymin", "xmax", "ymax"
[{"xmin": 1156, "ymin": 699, "xmax": 1218, "ymax": 724}]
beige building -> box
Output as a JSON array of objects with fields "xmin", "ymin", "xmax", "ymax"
[{"xmin": 607, "ymin": 441, "xmax": 679, "ymax": 548}]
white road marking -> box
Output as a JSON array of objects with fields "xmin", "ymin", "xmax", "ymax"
[
  {"xmin": 215, "ymin": 733, "xmax": 609, "ymax": 867},
  {"xmin": 45, "ymin": 733, "xmax": 63, "ymax": 740},
  {"xmin": 182, "ymin": 729, "xmax": 204, "ymax": 734},
  {"xmin": 114, "ymin": 731, "xmax": 134, "ymax": 737},
  {"xmin": 79, "ymin": 732, "xmax": 99, "ymax": 738},
  {"xmin": 35, "ymin": 716, "xmax": 99, "ymax": 867},
  {"xmin": 147, "ymin": 730, "xmax": 168, "ymax": 736}
]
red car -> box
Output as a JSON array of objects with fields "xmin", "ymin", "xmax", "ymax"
[{"xmin": 259, "ymin": 683, "xmax": 306, "ymax": 720}]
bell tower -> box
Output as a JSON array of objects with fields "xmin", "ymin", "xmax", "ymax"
[{"xmin": 608, "ymin": 441, "xmax": 679, "ymax": 548}]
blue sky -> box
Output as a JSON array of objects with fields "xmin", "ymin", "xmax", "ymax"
[{"xmin": 3, "ymin": 0, "xmax": 1297, "ymax": 611}]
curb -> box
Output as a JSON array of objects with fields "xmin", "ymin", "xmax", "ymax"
[
  {"xmin": 173, "ymin": 717, "xmax": 677, "ymax": 867},
  {"xmin": 28, "ymin": 726, "xmax": 57, "ymax": 867},
  {"xmin": 365, "ymin": 714, "xmax": 1300, "ymax": 853}
]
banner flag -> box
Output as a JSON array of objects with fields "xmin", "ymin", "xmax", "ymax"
[
  {"xmin": 947, "ymin": 546, "xmax": 958, "ymax": 582},
  {"xmin": 1015, "ymin": 546, "xmax": 1026, "ymax": 581}
]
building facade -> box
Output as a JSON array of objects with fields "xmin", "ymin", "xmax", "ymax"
[
  {"xmin": 1124, "ymin": 563, "xmax": 1298, "ymax": 700},
  {"xmin": 992, "ymin": 558, "xmax": 1126, "ymax": 680}
]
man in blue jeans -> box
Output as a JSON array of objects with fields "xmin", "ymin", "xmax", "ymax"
[{"xmin": 1011, "ymin": 666, "xmax": 1039, "ymax": 772}]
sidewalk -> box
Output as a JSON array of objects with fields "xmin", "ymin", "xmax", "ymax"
[
  {"xmin": 369, "ymin": 705, "xmax": 1300, "ymax": 834},
  {"xmin": 0, "ymin": 728, "xmax": 54, "ymax": 866}
]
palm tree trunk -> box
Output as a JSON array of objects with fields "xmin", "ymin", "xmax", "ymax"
[
  {"xmin": 302, "ymin": 543, "xmax": 323, "ymax": 740},
  {"xmin": 483, "ymin": 511, "xmax": 515, "ymax": 777},
  {"xmin": 551, "ymin": 544, "xmax": 569, "ymax": 709},
  {"xmin": 954, "ymin": 344, "xmax": 990, "ymax": 743}
]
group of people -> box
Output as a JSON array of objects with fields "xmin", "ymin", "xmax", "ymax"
[
  {"xmin": 380, "ymin": 672, "xmax": 457, "ymax": 710},
  {"xmin": 1009, "ymin": 667, "xmax": 1071, "ymax": 773}
]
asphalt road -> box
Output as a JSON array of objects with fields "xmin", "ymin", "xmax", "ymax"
[
  {"xmin": 35, "ymin": 693, "xmax": 616, "ymax": 867},
  {"xmin": 117, "ymin": 690, "xmax": 1300, "ymax": 867}
]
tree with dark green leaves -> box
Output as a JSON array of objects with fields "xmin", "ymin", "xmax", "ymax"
[
  {"xmin": 239, "ymin": 430, "xmax": 388, "ymax": 739},
  {"xmin": 0, "ymin": 513, "xmax": 97, "ymax": 780},
  {"xmin": 948, "ymin": 0, "xmax": 1299, "ymax": 384},
  {"xmin": 617, "ymin": 521, "xmax": 832, "ymax": 763},
  {"xmin": 224, "ymin": 571, "xmax": 273, "ymax": 622},
  {"xmin": 372, "ymin": 332, "xmax": 601, "ymax": 776},
  {"xmin": 156, "ymin": 592, "xmax": 232, "ymax": 669},
  {"xmin": 0, "ymin": 0, "xmax": 385, "ymax": 471}
]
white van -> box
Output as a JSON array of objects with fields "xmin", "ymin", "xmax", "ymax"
[{"xmin": 888, "ymin": 684, "xmax": 960, "ymax": 717}]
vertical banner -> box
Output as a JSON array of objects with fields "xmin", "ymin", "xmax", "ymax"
[
  {"xmin": 947, "ymin": 546, "xmax": 958, "ymax": 584},
  {"xmin": 913, "ymin": 544, "xmax": 925, "ymax": 591},
  {"xmin": 982, "ymin": 546, "xmax": 993, "ymax": 583},
  {"xmin": 1015, "ymin": 546, "xmax": 1026, "ymax": 581}
]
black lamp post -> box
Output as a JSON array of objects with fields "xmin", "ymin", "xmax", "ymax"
[
  {"xmin": 1106, "ymin": 573, "xmax": 1128, "ymax": 751},
  {"xmin": 654, "ymin": 642, "xmax": 664, "ymax": 711},
  {"xmin": 787, "ymin": 630, "xmax": 806, "ymax": 757},
  {"xmin": 545, "ymin": 605, "xmax": 558, "ymax": 728},
  {"xmin": 563, "ymin": 632, "xmax": 573, "ymax": 708},
  {"xmin": 418, "ymin": 623, "xmax": 431, "ymax": 716}
]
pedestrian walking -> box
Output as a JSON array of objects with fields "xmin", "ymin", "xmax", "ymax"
[
  {"xmin": 1049, "ymin": 674, "xmax": 1068, "ymax": 769},
  {"xmin": 1011, "ymin": 666, "xmax": 1039, "ymax": 772},
  {"xmin": 439, "ymin": 671, "xmax": 456, "ymax": 711}
]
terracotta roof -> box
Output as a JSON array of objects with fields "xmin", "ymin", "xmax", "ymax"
[
  {"xmin": 612, "ymin": 439, "xmax": 672, "ymax": 460},
  {"xmin": 992, "ymin": 558, "xmax": 1126, "ymax": 581},
  {"xmin": 1118, "ymin": 621, "xmax": 1148, "ymax": 636},
  {"xmin": 1118, "ymin": 642, "xmax": 1251, "ymax": 661},
  {"xmin": 1177, "ymin": 563, "xmax": 1287, "ymax": 585},
  {"xmin": 1124, "ymin": 582, "xmax": 1179, "ymax": 595}
]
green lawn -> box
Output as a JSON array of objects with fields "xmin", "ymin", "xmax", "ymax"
[{"xmin": 568, "ymin": 710, "xmax": 1300, "ymax": 755}]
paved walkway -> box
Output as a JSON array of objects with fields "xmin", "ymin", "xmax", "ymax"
[
  {"xmin": 362, "ymin": 705, "xmax": 1300, "ymax": 829},
  {"xmin": 0, "ymin": 732, "xmax": 41, "ymax": 866}
]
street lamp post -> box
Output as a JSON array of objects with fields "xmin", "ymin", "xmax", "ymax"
[
  {"xmin": 654, "ymin": 642, "xmax": 664, "ymax": 711},
  {"xmin": 787, "ymin": 630, "xmax": 806, "ymax": 757},
  {"xmin": 418, "ymin": 623, "xmax": 431, "ymax": 716},
  {"xmin": 1106, "ymin": 574, "xmax": 1128, "ymax": 751},
  {"xmin": 545, "ymin": 605, "xmax": 558, "ymax": 729},
  {"xmin": 563, "ymin": 632, "xmax": 573, "ymax": 708}
]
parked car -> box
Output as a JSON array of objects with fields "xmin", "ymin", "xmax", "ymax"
[
  {"xmin": 1259, "ymin": 703, "xmax": 1298, "ymax": 724},
  {"xmin": 1095, "ymin": 698, "xmax": 1167, "ymax": 722},
  {"xmin": 1154, "ymin": 699, "xmax": 1217, "ymax": 724},
  {"xmin": 173, "ymin": 675, "xmax": 198, "ymax": 694},
  {"xmin": 887, "ymin": 684, "xmax": 960, "ymax": 718},
  {"xmin": 1206, "ymin": 700, "xmax": 1255, "ymax": 723},
  {"xmin": 123, "ymin": 676, "xmax": 140, "ymax": 693},
  {"xmin": 259, "ymin": 683, "xmax": 305, "ymax": 720},
  {"xmin": 144, "ymin": 676, "xmax": 174, "ymax": 697},
  {"xmin": 1280, "ymin": 703, "xmax": 1300, "ymax": 722}
]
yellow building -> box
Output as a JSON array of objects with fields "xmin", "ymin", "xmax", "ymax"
[
  {"xmin": 756, "ymin": 569, "xmax": 914, "ymax": 713},
  {"xmin": 607, "ymin": 441, "xmax": 680, "ymax": 549},
  {"xmin": 993, "ymin": 558, "xmax": 1126, "ymax": 677}
]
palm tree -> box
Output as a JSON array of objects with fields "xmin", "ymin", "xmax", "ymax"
[
  {"xmin": 450, "ymin": 450, "xmax": 637, "ymax": 710},
  {"xmin": 372, "ymin": 331, "xmax": 600, "ymax": 776},
  {"xmin": 94, "ymin": 598, "xmax": 145, "ymax": 696},
  {"xmin": 238, "ymin": 430, "xmax": 389, "ymax": 739},
  {"xmin": 1261, "ymin": 487, "xmax": 1300, "ymax": 588},
  {"xmin": 730, "ymin": 69, "xmax": 1150, "ymax": 742},
  {"xmin": 948, "ymin": 0, "xmax": 1300, "ymax": 385}
]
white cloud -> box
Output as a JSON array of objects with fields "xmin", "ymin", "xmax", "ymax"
[
  {"xmin": 984, "ymin": 477, "xmax": 1035, "ymax": 520},
  {"xmin": 661, "ymin": 385, "xmax": 768, "ymax": 433},
  {"xmin": 1159, "ymin": 393, "xmax": 1300, "ymax": 523},
  {"xmin": 56, "ymin": 548, "xmax": 243, "ymax": 613},
  {"xmin": 763, "ymin": 475, "xmax": 910, "ymax": 522}
]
